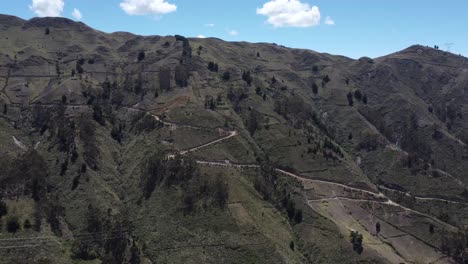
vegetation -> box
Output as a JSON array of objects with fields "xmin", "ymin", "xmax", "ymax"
[
  {"xmin": 159, "ymin": 66, "xmax": 171, "ymax": 91},
  {"xmin": 137, "ymin": 51, "xmax": 145, "ymax": 61},
  {"xmin": 80, "ymin": 117, "xmax": 99, "ymax": 170},
  {"xmin": 0, "ymin": 201, "xmax": 7, "ymax": 218},
  {"xmin": 441, "ymin": 229, "xmax": 468, "ymax": 264},
  {"xmin": 208, "ymin": 61, "xmax": 219, "ymax": 72},
  {"xmin": 347, "ymin": 92, "xmax": 354, "ymax": 106},
  {"xmin": 6, "ymin": 215, "xmax": 20, "ymax": 233},
  {"xmin": 242, "ymin": 70, "xmax": 253, "ymax": 85},
  {"xmin": 175, "ymin": 65, "xmax": 189, "ymax": 87},
  {"xmin": 350, "ymin": 231, "xmax": 363, "ymax": 254},
  {"xmin": 222, "ymin": 71, "xmax": 231, "ymax": 81}
]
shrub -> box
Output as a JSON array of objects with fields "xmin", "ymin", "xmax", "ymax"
[
  {"xmin": 354, "ymin": 90, "xmax": 362, "ymax": 101},
  {"xmin": 80, "ymin": 118, "xmax": 99, "ymax": 170},
  {"xmin": 137, "ymin": 51, "xmax": 145, "ymax": 61},
  {"xmin": 312, "ymin": 82, "xmax": 318, "ymax": 94},
  {"xmin": 347, "ymin": 92, "xmax": 354, "ymax": 106},
  {"xmin": 92, "ymin": 104, "xmax": 105, "ymax": 126},
  {"xmin": 362, "ymin": 94, "xmax": 368, "ymax": 104},
  {"xmin": 289, "ymin": 241, "xmax": 295, "ymax": 251},
  {"xmin": 24, "ymin": 219, "xmax": 32, "ymax": 229},
  {"xmin": 45, "ymin": 27, "xmax": 50, "ymax": 35},
  {"xmin": 323, "ymin": 75, "xmax": 330, "ymax": 83},
  {"xmin": 429, "ymin": 224, "xmax": 434, "ymax": 234},
  {"xmin": 222, "ymin": 71, "xmax": 230, "ymax": 81},
  {"xmin": 159, "ymin": 66, "xmax": 171, "ymax": 91},
  {"xmin": 3, "ymin": 103, "xmax": 7, "ymax": 114},
  {"xmin": 294, "ymin": 209, "xmax": 303, "ymax": 224},
  {"xmin": 0, "ymin": 201, "xmax": 7, "ymax": 218},
  {"xmin": 213, "ymin": 177, "xmax": 229, "ymax": 208},
  {"xmin": 7, "ymin": 216, "xmax": 20, "ymax": 233},
  {"xmin": 175, "ymin": 65, "xmax": 189, "ymax": 87},
  {"xmin": 376, "ymin": 222, "xmax": 381, "ymax": 234},
  {"xmin": 76, "ymin": 58, "xmax": 85, "ymax": 74},
  {"xmin": 81, "ymin": 163, "xmax": 87, "ymax": 173},
  {"xmin": 208, "ymin": 62, "xmax": 219, "ymax": 72},
  {"xmin": 312, "ymin": 65, "xmax": 319, "ymax": 73},
  {"xmin": 242, "ymin": 70, "xmax": 253, "ymax": 85}
]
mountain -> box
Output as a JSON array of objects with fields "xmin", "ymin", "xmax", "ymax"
[{"xmin": 0, "ymin": 14, "xmax": 467, "ymax": 264}]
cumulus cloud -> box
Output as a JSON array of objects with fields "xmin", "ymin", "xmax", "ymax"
[
  {"xmin": 29, "ymin": 0, "xmax": 64, "ymax": 17},
  {"xmin": 120, "ymin": 0, "xmax": 177, "ymax": 16},
  {"xmin": 324, "ymin": 16, "xmax": 334, "ymax": 25},
  {"xmin": 228, "ymin": 30, "xmax": 238, "ymax": 36},
  {"xmin": 256, "ymin": 0, "xmax": 320, "ymax": 28},
  {"xmin": 71, "ymin": 8, "xmax": 82, "ymax": 20},
  {"xmin": 196, "ymin": 35, "xmax": 207, "ymax": 38}
]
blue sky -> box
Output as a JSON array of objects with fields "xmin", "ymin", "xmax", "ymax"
[{"xmin": 2, "ymin": 0, "xmax": 468, "ymax": 59}]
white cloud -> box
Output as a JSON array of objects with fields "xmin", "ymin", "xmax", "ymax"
[
  {"xmin": 228, "ymin": 30, "xmax": 238, "ymax": 36},
  {"xmin": 29, "ymin": 0, "xmax": 64, "ymax": 17},
  {"xmin": 205, "ymin": 23, "xmax": 215, "ymax": 28},
  {"xmin": 196, "ymin": 35, "xmax": 206, "ymax": 38},
  {"xmin": 324, "ymin": 16, "xmax": 334, "ymax": 25},
  {"xmin": 120, "ymin": 0, "xmax": 177, "ymax": 16},
  {"xmin": 71, "ymin": 8, "xmax": 82, "ymax": 20},
  {"xmin": 256, "ymin": 0, "xmax": 320, "ymax": 28}
]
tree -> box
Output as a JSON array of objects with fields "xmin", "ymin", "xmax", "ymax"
[
  {"xmin": 362, "ymin": 94, "xmax": 368, "ymax": 104},
  {"xmin": 7, "ymin": 216, "xmax": 20, "ymax": 233},
  {"xmin": 159, "ymin": 66, "xmax": 171, "ymax": 91},
  {"xmin": 214, "ymin": 177, "xmax": 229, "ymax": 208},
  {"xmin": 347, "ymin": 92, "xmax": 354, "ymax": 106},
  {"xmin": 354, "ymin": 90, "xmax": 362, "ymax": 101},
  {"xmin": 24, "ymin": 219, "xmax": 32, "ymax": 229},
  {"xmin": 80, "ymin": 118, "xmax": 99, "ymax": 170},
  {"xmin": 323, "ymin": 75, "xmax": 330, "ymax": 83},
  {"xmin": 312, "ymin": 82, "xmax": 318, "ymax": 94},
  {"xmin": 247, "ymin": 110, "xmax": 259, "ymax": 135},
  {"xmin": 92, "ymin": 104, "xmax": 105, "ymax": 126},
  {"xmin": 137, "ymin": 51, "xmax": 145, "ymax": 61},
  {"xmin": 257, "ymin": 52, "xmax": 260, "ymax": 57},
  {"xmin": 312, "ymin": 65, "xmax": 319, "ymax": 73},
  {"xmin": 242, "ymin": 71, "xmax": 253, "ymax": 86},
  {"xmin": 376, "ymin": 222, "xmax": 381, "ymax": 234},
  {"xmin": 45, "ymin": 27, "xmax": 50, "ymax": 35},
  {"xmin": 208, "ymin": 62, "xmax": 219, "ymax": 72},
  {"xmin": 61, "ymin": 95, "xmax": 67, "ymax": 104},
  {"xmin": 289, "ymin": 241, "xmax": 295, "ymax": 251},
  {"xmin": 429, "ymin": 224, "xmax": 435, "ymax": 234},
  {"xmin": 350, "ymin": 231, "xmax": 363, "ymax": 254},
  {"xmin": 3, "ymin": 103, "xmax": 6, "ymax": 114},
  {"xmin": 76, "ymin": 58, "xmax": 85, "ymax": 75},
  {"xmin": 222, "ymin": 71, "xmax": 230, "ymax": 81},
  {"xmin": 175, "ymin": 65, "xmax": 189, "ymax": 87},
  {"xmin": 294, "ymin": 209, "xmax": 303, "ymax": 224},
  {"xmin": 0, "ymin": 201, "xmax": 7, "ymax": 218}
]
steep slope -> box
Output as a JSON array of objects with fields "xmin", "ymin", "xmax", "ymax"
[{"xmin": 0, "ymin": 14, "xmax": 467, "ymax": 264}]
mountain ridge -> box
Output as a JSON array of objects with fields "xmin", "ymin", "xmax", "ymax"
[{"xmin": 0, "ymin": 13, "xmax": 467, "ymax": 264}]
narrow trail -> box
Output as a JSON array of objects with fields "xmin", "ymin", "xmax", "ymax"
[
  {"xmin": 9, "ymin": 103, "xmax": 467, "ymax": 210},
  {"xmin": 180, "ymin": 130, "xmax": 237, "ymax": 155}
]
